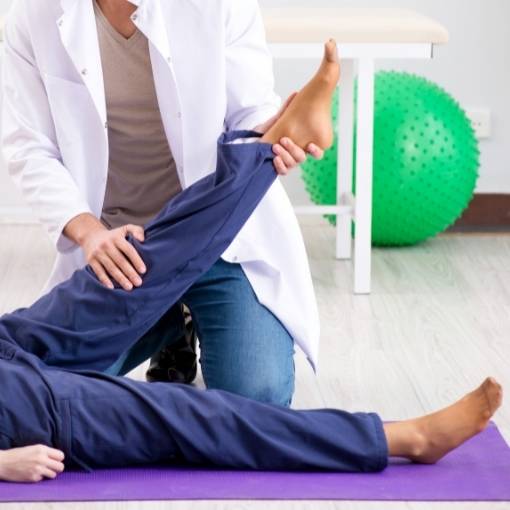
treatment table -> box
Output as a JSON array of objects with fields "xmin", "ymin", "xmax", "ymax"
[{"xmin": 262, "ymin": 8, "xmax": 449, "ymax": 293}]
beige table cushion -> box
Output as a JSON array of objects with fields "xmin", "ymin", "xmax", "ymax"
[
  {"xmin": 0, "ymin": 9, "xmax": 448, "ymax": 45},
  {"xmin": 262, "ymin": 8, "xmax": 449, "ymax": 45}
]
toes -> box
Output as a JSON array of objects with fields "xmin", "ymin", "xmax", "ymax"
[
  {"xmin": 485, "ymin": 377, "xmax": 502, "ymax": 395},
  {"xmin": 481, "ymin": 377, "xmax": 504, "ymax": 415},
  {"xmin": 324, "ymin": 39, "xmax": 339, "ymax": 63},
  {"xmin": 495, "ymin": 386, "xmax": 504, "ymax": 407},
  {"xmin": 481, "ymin": 377, "xmax": 499, "ymax": 394}
]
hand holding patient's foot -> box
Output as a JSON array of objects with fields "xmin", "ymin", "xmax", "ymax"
[
  {"xmin": 262, "ymin": 39, "xmax": 340, "ymax": 151},
  {"xmin": 385, "ymin": 377, "xmax": 503, "ymax": 464}
]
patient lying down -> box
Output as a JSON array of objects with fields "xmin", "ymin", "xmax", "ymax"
[
  {"xmin": 0, "ymin": 372, "xmax": 502, "ymax": 483},
  {"xmin": 0, "ymin": 41, "xmax": 503, "ymax": 483}
]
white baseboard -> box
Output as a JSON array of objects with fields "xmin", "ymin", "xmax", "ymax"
[{"xmin": 0, "ymin": 206, "xmax": 37, "ymax": 224}]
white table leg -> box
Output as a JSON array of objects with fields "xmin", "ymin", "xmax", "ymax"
[
  {"xmin": 354, "ymin": 58, "xmax": 375, "ymax": 294},
  {"xmin": 336, "ymin": 59, "xmax": 355, "ymax": 260}
]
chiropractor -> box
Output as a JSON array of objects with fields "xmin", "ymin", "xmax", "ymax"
[{"xmin": 2, "ymin": 0, "xmax": 323, "ymax": 406}]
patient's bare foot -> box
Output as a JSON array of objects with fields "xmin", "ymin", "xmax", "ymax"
[
  {"xmin": 384, "ymin": 377, "xmax": 503, "ymax": 464},
  {"xmin": 261, "ymin": 39, "xmax": 340, "ymax": 150}
]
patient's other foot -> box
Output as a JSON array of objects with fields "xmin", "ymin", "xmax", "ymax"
[
  {"xmin": 384, "ymin": 377, "xmax": 503, "ymax": 464},
  {"xmin": 262, "ymin": 40, "xmax": 340, "ymax": 150}
]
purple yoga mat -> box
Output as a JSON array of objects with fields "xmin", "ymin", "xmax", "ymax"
[{"xmin": 1, "ymin": 422, "xmax": 509, "ymax": 502}]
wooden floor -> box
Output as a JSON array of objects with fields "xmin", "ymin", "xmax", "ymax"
[{"xmin": 1, "ymin": 222, "xmax": 509, "ymax": 510}]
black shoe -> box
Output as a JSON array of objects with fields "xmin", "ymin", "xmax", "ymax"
[{"xmin": 146, "ymin": 305, "xmax": 198, "ymax": 384}]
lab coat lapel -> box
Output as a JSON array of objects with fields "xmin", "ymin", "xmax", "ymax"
[
  {"xmin": 57, "ymin": 0, "xmax": 107, "ymax": 128},
  {"xmin": 135, "ymin": 0, "xmax": 186, "ymax": 184},
  {"xmin": 134, "ymin": 0, "xmax": 172, "ymax": 65}
]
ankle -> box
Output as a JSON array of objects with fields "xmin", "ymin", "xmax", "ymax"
[
  {"xmin": 406, "ymin": 426, "xmax": 429, "ymax": 459},
  {"xmin": 384, "ymin": 420, "xmax": 428, "ymax": 459}
]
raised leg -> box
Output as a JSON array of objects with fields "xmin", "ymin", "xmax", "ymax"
[
  {"xmin": 336, "ymin": 59, "xmax": 355, "ymax": 260},
  {"xmin": 353, "ymin": 58, "xmax": 375, "ymax": 294}
]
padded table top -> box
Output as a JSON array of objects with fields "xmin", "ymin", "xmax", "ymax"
[
  {"xmin": 262, "ymin": 8, "xmax": 449, "ymax": 45},
  {"xmin": 0, "ymin": 8, "xmax": 449, "ymax": 45}
]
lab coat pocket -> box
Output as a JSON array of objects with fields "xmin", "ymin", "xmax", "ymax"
[{"xmin": 42, "ymin": 73, "xmax": 93, "ymax": 149}]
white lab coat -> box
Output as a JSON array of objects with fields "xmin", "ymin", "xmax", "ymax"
[{"xmin": 1, "ymin": 0, "xmax": 321, "ymax": 368}]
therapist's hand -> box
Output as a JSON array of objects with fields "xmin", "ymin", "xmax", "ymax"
[
  {"xmin": 64, "ymin": 213, "xmax": 146, "ymax": 291},
  {"xmin": 254, "ymin": 93, "xmax": 325, "ymax": 176}
]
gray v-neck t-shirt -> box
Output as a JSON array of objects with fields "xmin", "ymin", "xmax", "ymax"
[{"xmin": 94, "ymin": 1, "xmax": 182, "ymax": 229}]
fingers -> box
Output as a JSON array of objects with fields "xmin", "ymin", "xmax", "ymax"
[
  {"xmin": 47, "ymin": 448, "xmax": 65, "ymax": 462},
  {"xmin": 280, "ymin": 138, "xmax": 307, "ymax": 164},
  {"xmin": 90, "ymin": 260, "xmax": 114, "ymax": 290},
  {"xmin": 87, "ymin": 225, "xmax": 147, "ymax": 291},
  {"xmin": 36, "ymin": 458, "xmax": 65, "ymax": 481},
  {"xmin": 307, "ymin": 143, "xmax": 324, "ymax": 160},
  {"xmin": 39, "ymin": 466, "xmax": 59, "ymax": 480},
  {"xmin": 46, "ymin": 459, "xmax": 65, "ymax": 474},
  {"xmin": 124, "ymin": 224, "xmax": 145, "ymax": 243},
  {"xmin": 273, "ymin": 145, "xmax": 295, "ymax": 174},
  {"xmin": 108, "ymin": 243, "xmax": 143, "ymax": 288},
  {"xmin": 272, "ymin": 137, "xmax": 326, "ymax": 176},
  {"xmin": 98, "ymin": 252, "xmax": 134, "ymax": 291},
  {"xmin": 117, "ymin": 236, "xmax": 147, "ymax": 275},
  {"xmin": 30, "ymin": 446, "xmax": 65, "ymax": 482},
  {"xmin": 273, "ymin": 156, "xmax": 287, "ymax": 175},
  {"xmin": 273, "ymin": 137, "xmax": 307, "ymax": 175},
  {"xmin": 29, "ymin": 472, "xmax": 44, "ymax": 483}
]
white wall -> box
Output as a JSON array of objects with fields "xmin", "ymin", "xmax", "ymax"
[{"xmin": 0, "ymin": 0, "xmax": 509, "ymax": 217}]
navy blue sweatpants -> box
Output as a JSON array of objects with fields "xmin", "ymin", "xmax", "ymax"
[
  {"xmin": 0, "ymin": 132, "xmax": 278, "ymax": 372},
  {"xmin": 0, "ymin": 131, "xmax": 388, "ymax": 472},
  {"xmin": 0, "ymin": 340, "xmax": 388, "ymax": 472}
]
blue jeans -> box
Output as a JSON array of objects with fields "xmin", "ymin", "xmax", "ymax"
[{"xmin": 108, "ymin": 259, "xmax": 296, "ymax": 407}]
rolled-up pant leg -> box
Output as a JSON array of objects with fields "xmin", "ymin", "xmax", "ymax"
[{"xmin": 62, "ymin": 373, "xmax": 388, "ymax": 473}]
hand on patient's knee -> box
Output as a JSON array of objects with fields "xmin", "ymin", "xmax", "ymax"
[
  {"xmin": 65, "ymin": 213, "xmax": 147, "ymax": 291},
  {"xmin": 83, "ymin": 223, "xmax": 147, "ymax": 291}
]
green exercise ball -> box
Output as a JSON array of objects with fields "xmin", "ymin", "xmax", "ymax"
[{"xmin": 301, "ymin": 71, "xmax": 480, "ymax": 246}]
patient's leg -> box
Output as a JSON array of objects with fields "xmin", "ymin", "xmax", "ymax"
[
  {"xmin": 261, "ymin": 39, "xmax": 340, "ymax": 150},
  {"xmin": 61, "ymin": 368, "xmax": 502, "ymax": 472},
  {"xmin": 2, "ymin": 341, "xmax": 503, "ymax": 475}
]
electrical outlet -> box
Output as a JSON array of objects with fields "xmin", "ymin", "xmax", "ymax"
[{"xmin": 466, "ymin": 109, "xmax": 491, "ymax": 139}]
